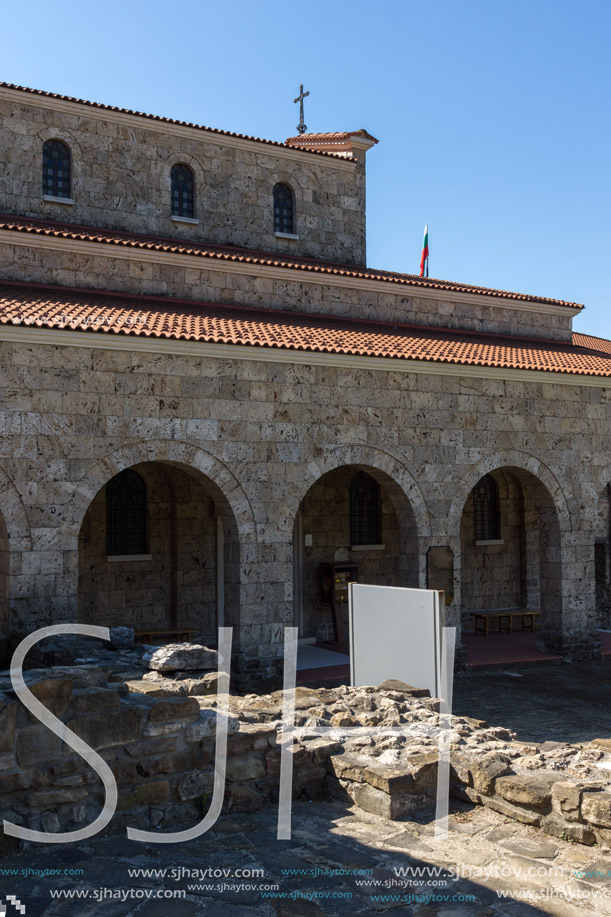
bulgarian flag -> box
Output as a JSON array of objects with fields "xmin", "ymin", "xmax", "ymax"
[{"xmin": 419, "ymin": 223, "xmax": 429, "ymax": 278}]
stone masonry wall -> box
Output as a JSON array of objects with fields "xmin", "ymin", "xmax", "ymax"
[
  {"xmin": 0, "ymin": 666, "xmax": 338, "ymax": 844},
  {"xmin": 0, "ymin": 239, "xmax": 575, "ymax": 340},
  {"xmin": 0, "ymin": 93, "xmax": 367, "ymax": 266},
  {"xmin": 78, "ymin": 462, "xmax": 217, "ymax": 639},
  {"xmin": 0, "ymin": 333, "xmax": 606, "ymax": 660}
]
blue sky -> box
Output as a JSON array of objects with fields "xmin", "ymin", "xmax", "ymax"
[{"xmin": 3, "ymin": 0, "xmax": 610, "ymax": 336}]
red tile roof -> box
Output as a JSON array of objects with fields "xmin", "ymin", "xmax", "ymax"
[
  {"xmin": 285, "ymin": 130, "xmax": 379, "ymax": 146},
  {"xmin": 0, "ymin": 215, "xmax": 583, "ymax": 310},
  {"xmin": 0, "ymin": 82, "xmax": 345, "ymax": 161},
  {"xmin": 0, "ymin": 282, "xmax": 606, "ymax": 377}
]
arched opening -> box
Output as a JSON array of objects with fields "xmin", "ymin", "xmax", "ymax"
[
  {"xmin": 0, "ymin": 510, "xmax": 8, "ymax": 661},
  {"xmin": 293, "ymin": 464, "xmax": 419, "ymax": 643},
  {"xmin": 78, "ymin": 461, "xmax": 240, "ymax": 644},
  {"xmin": 460, "ymin": 466, "xmax": 562, "ymax": 657},
  {"xmin": 273, "ymin": 182, "xmax": 294, "ymax": 234},
  {"xmin": 171, "ymin": 163, "xmax": 195, "ymax": 219},
  {"xmin": 42, "ymin": 138, "xmax": 71, "ymax": 198}
]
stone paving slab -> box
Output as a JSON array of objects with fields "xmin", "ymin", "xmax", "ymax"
[{"xmin": 2, "ymin": 799, "xmax": 611, "ymax": 915}]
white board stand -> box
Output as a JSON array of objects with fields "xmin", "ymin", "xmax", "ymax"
[{"xmin": 349, "ymin": 583, "xmax": 444, "ymax": 697}]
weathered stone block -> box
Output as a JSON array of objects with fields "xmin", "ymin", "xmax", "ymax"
[
  {"xmin": 495, "ymin": 775, "xmax": 554, "ymax": 810},
  {"xmin": 351, "ymin": 783, "xmax": 429, "ymax": 820},
  {"xmin": 25, "ymin": 677, "xmax": 73, "ymax": 722},
  {"xmin": 224, "ymin": 784, "xmax": 266, "ymax": 813},
  {"xmin": 118, "ymin": 781, "xmax": 170, "ymax": 809},
  {"xmin": 327, "ymin": 754, "xmax": 367, "ymax": 782},
  {"xmin": 29, "ymin": 787, "xmax": 89, "ymax": 808},
  {"xmin": 16, "ymin": 725, "xmax": 62, "ymax": 766},
  {"xmin": 363, "ymin": 765, "xmax": 414, "ymax": 795},
  {"xmin": 469, "ymin": 755, "xmax": 511, "ymax": 796},
  {"xmin": 551, "ymin": 780, "xmax": 583, "ymax": 822},
  {"xmin": 148, "ymin": 697, "xmax": 200, "ymax": 722},
  {"xmin": 143, "ymin": 644, "xmax": 219, "ymax": 672},
  {"xmin": 124, "ymin": 735, "xmax": 179, "ymax": 758},
  {"xmin": 483, "ymin": 793, "xmax": 542, "ymax": 826},
  {"xmin": 542, "ymin": 814, "xmax": 596, "ymax": 846},
  {"xmin": 377, "ymin": 679, "xmax": 430, "ymax": 698},
  {"xmin": 581, "ymin": 790, "xmax": 611, "ymax": 828},
  {"xmin": 124, "ymin": 680, "xmax": 169, "ymax": 698},
  {"xmin": 66, "ymin": 709, "xmax": 143, "ymax": 751},
  {"xmin": 73, "ymin": 687, "xmax": 121, "ymax": 713},
  {"xmin": 177, "ymin": 769, "xmax": 214, "ymax": 801},
  {"xmin": 226, "ymin": 753, "xmax": 265, "ymax": 782}
]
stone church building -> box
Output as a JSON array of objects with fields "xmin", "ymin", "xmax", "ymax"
[{"xmin": 0, "ymin": 80, "xmax": 610, "ymax": 674}]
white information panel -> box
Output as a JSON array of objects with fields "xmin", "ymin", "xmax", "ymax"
[{"xmin": 349, "ymin": 583, "xmax": 443, "ymax": 697}]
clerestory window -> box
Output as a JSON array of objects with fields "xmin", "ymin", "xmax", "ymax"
[
  {"xmin": 273, "ymin": 182, "xmax": 294, "ymax": 234},
  {"xmin": 43, "ymin": 139, "xmax": 71, "ymax": 198},
  {"xmin": 171, "ymin": 163, "xmax": 195, "ymax": 218}
]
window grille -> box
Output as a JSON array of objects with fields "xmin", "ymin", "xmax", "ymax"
[
  {"xmin": 473, "ymin": 474, "xmax": 500, "ymax": 541},
  {"xmin": 350, "ymin": 471, "xmax": 381, "ymax": 545},
  {"xmin": 273, "ymin": 182, "xmax": 294, "ymax": 234},
  {"xmin": 106, "ymin": 469, "xmax": 147, "ymax": 555},
  {"xmin": 43, "ymin": 139, "xmax": 71, "ymax": 198},
  {"xmin": 171, "ymin": 163, "xmax": 195, "ymax": 218}
]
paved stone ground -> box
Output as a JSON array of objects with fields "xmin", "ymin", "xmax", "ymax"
[
  {"xmin": 2, "ymin": 799, "xmax": 611, "ymax": 916},
  {"xmin": 452, "ymin": 658, "xmax": 611, "ymax": 744}
]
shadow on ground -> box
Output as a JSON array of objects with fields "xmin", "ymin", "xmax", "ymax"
[
  {"xmin": 453, "ymin": 658, "xmax": 611, "ymax": 744},
  {"xmin": 0, "ymin": 799, "xmax": 564, "ymax": 916}
]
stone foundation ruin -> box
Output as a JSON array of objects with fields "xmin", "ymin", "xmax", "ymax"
[{"xmin": 2, "ymin": 634, "xmax": 611, "ymax": 853}]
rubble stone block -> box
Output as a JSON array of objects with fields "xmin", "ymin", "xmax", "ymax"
[
  {"xmin": 495, "ymin": 775, "xmax": 554, "ymax": 810},
  {"xmin": 73, "ymin": 687, "xmax": 121, "ymax": 713},
  {"xmin": 226, "ymin": 753, "xmax": 265, "ymax": 782},
  {"xmin": 143, "ymin": 644, "xmax": 219, "ymax": 672},
  {"xmin": 148, "ymin": 697, "xmax": 200, "ymax": 722},
  {"xmin": 66, "ymin": 709, "xmax": 144, "ymax": 751},
  {"xmin": 581, "ymin": 790, "xmax": 611, "ymax": 828}
]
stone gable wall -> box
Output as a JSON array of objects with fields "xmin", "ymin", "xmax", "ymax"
[{"xmin": 0, "ymin": 96, "xmax": 367, "ymax": 265}]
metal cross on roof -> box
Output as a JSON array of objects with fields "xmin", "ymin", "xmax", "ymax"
[{"xmin": 294, "ymin": 84, "xmax": 310, "ymax": 135}]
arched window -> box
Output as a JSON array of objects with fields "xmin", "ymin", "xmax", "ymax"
[
  {"xmin": 106, "ymin": 469, "xmax": 147, "ymax": 556},
  {"xmin": 273, "ymin": 182, "xmax": 294, "ymax": 234},
  {"xmin": 473, "ymin": 474, "xmax": 500, "ymax": 541},
  {"xmin": 171, "ymin": 163, "xmax": 195, "ymax": 218},
  {"xmin": 42, "ymin": 139, "xmax": 71, "ymax": 198},
  {"xmin": 350, "ymin": 471, "xmax": 381, "ymax": 545}
]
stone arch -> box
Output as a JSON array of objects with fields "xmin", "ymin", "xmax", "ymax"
[
  {"xmin": 74, "ymin": 442, "xmax": 255, "ymax": 641},
  {"xmin": 289, "ymin": 446, "xmax": 429, "ymax": 640},
  {"xmin": 163, "ymin": 151, "xmax": 205, "ymax": 218},
  {"xmin": 456, "ymin": 456, "xmax": 566, "ymax": 652},
  {"xmin": 448, "ymin": 450, "xmax": 571, "ymax": 535},
  {"xmin": 67, "ymin": 440, "xmax": 256, "ymax": 543},
  {"xmin": 269, "ymin": 169, "xmax": 304, "ymax": 203},
  {"xmin": 36, "ymin": 126, "xmax": 82, "ymax": 197},
  {"xmin": 285, "ymin": 444, "xmax": 431, "ymax": 539}
]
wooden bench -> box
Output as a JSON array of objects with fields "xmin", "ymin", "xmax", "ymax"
[
  {"xmin": 135, "ymin": 628, "xmax": 196, "ymax": 645},
  {"xmin": 471, "ymin": 611, "xmax": 540, "ymax": 636}
]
